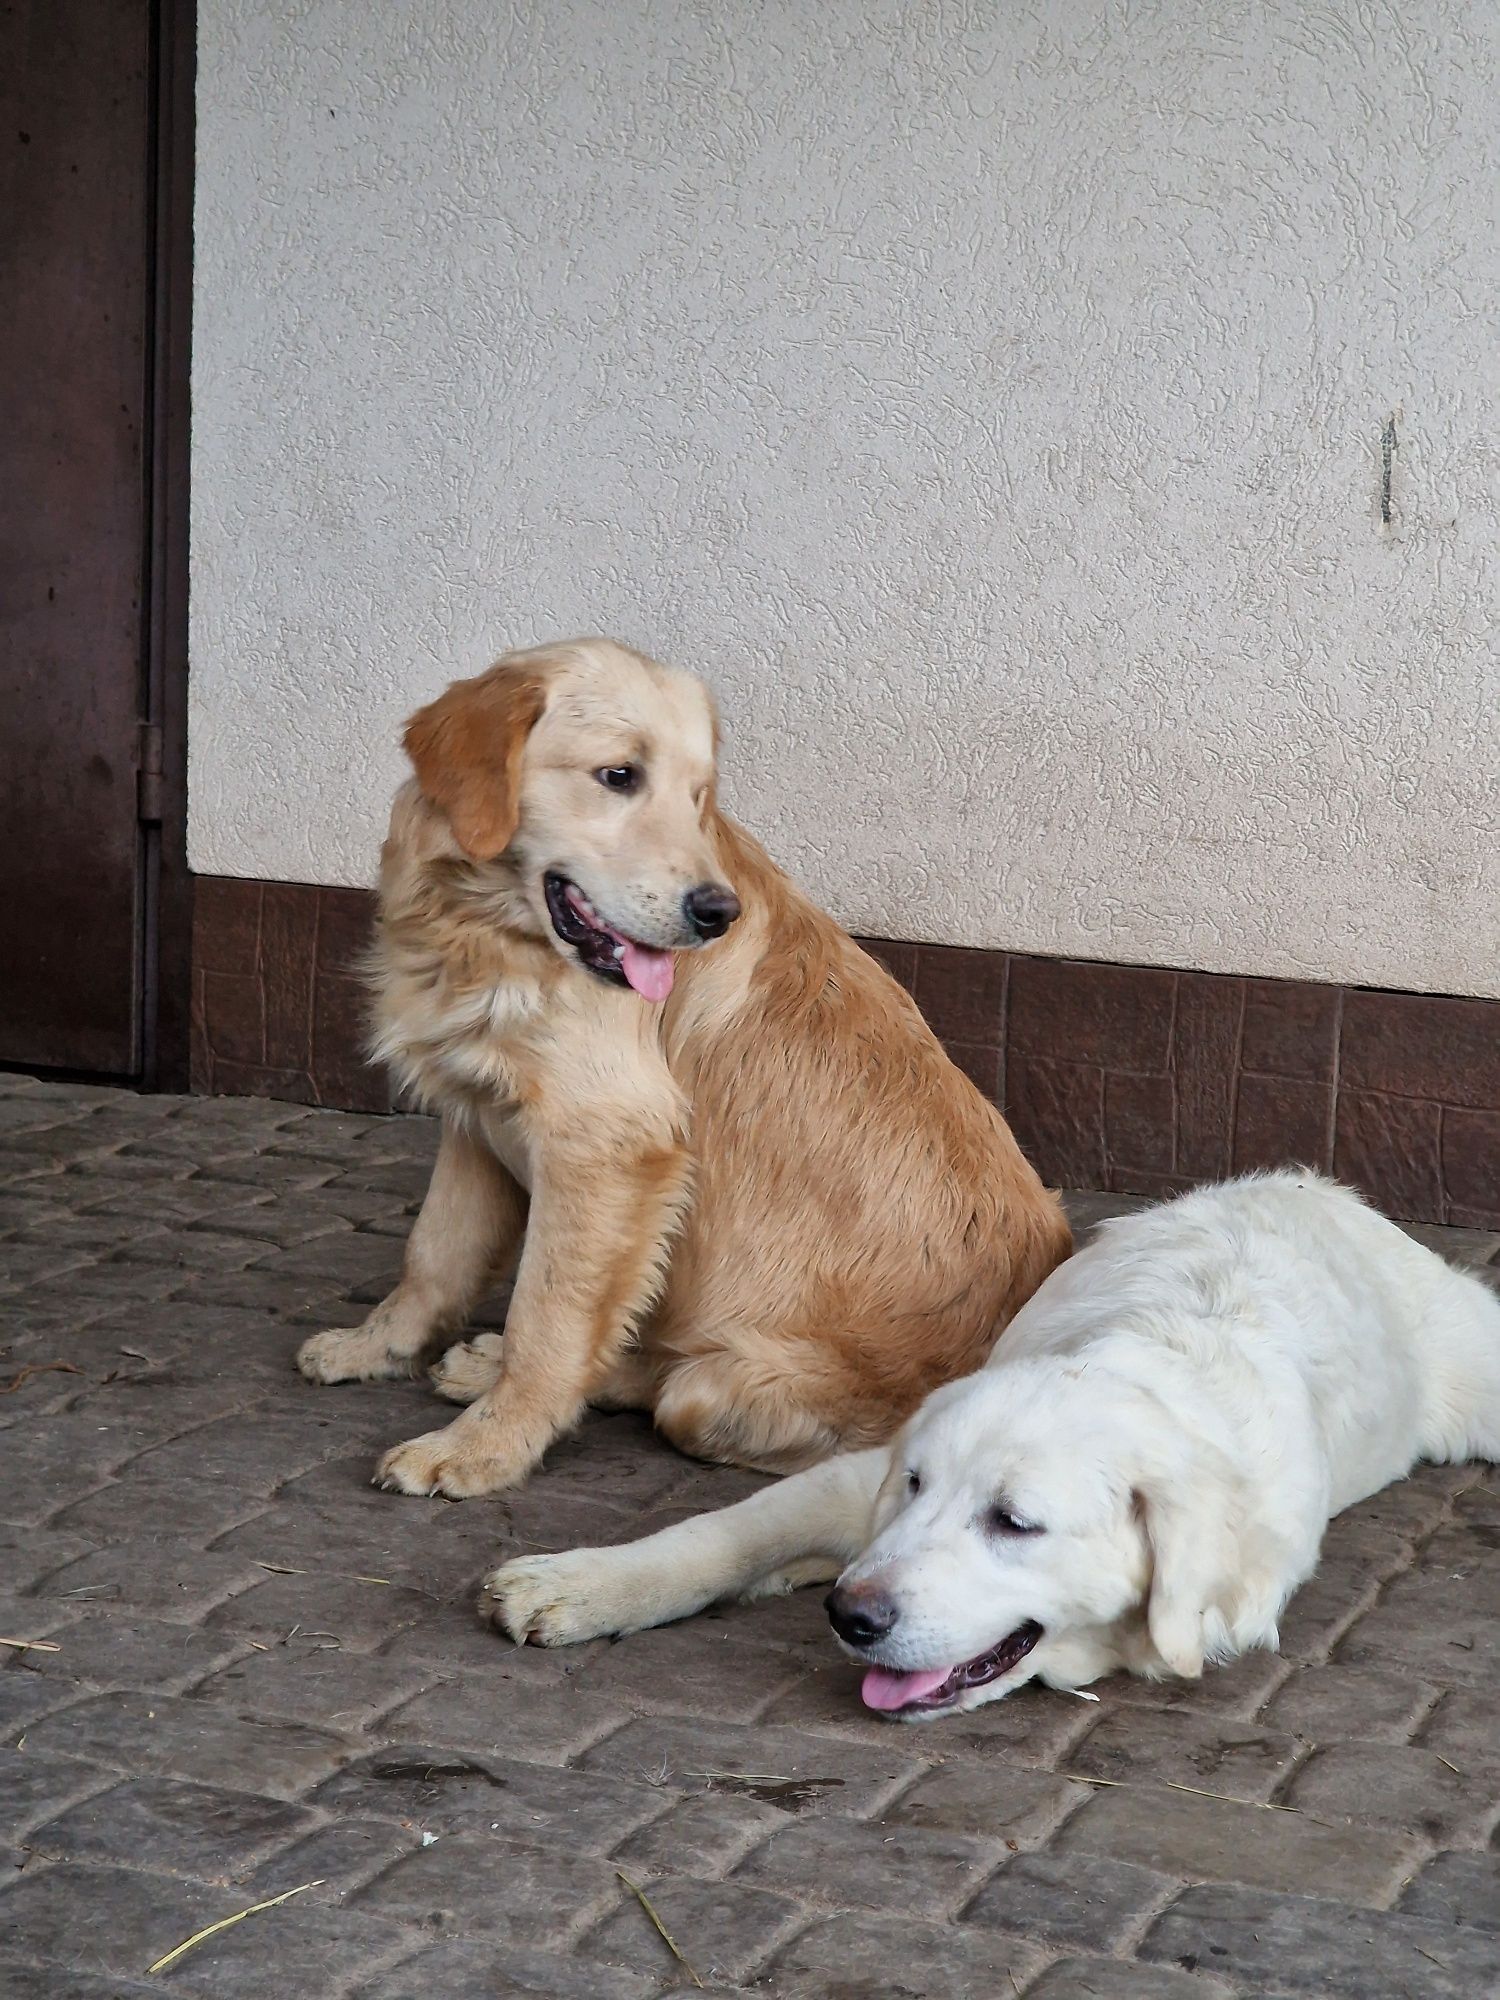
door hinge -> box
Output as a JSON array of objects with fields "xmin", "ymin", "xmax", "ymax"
[{"xmin": 137, "ymin": 721, "xmax": 165, "ymax": 824}]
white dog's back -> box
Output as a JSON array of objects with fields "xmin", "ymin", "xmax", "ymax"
[{"xmin": 1000, "ymin": 1170, "xmax": 1500, "ymax": 1519}]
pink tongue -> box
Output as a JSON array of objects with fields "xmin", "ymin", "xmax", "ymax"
[
  {"xmin": 861, "ymin": 1665, "xmax": 954, "ymax": 1712},
  {"xmin": 621, "ymin": 941, "xmax": 675, "ymax": 1003}
]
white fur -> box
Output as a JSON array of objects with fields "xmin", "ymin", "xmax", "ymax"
[{"xmin": 483, "ymin": 1174, "xmax": 1500, "ymax": 1712}]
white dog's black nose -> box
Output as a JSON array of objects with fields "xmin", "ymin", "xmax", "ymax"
[
  {"xmin": 683, "ymin": 883, "xmax": 741, "ymax": 940},
  {"xmin": 825, "ymin": 1584, "xmax": 898, "ymax": 1648}
]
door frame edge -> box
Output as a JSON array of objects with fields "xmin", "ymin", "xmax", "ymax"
[{"xmin": 142, "ymin": 0, "xmax": 196, "ymax": 1091}]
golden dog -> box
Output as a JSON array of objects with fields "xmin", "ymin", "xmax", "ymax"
[{"xmin": 297, "ymin": 639, "xmax": 1070, "ymax": 1497}]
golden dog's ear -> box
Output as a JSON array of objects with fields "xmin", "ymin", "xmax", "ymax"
[{"xmin": 403, "ymin": 664, "xmax": 547, "ymax": 861}]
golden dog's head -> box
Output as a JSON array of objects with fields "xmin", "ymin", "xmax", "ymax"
[{"xmin": 403, "ymin": 638, "xmax": 739, "ymax": 1000}]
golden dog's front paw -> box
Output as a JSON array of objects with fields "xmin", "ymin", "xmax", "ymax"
[
  {"xmin": 297, "ymin": 1326, "xmax": 408, "ymax": 1385},
  {"xmin": 374, "ymin": 1422, "xmax": 523, "ymax": 1499}
]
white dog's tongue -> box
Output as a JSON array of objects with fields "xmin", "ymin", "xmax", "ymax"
[
  {"xmin": 621, "ymin": 941, "xmax": 675, "ymax": 1003},
  {"xmin": 861, "ymin": 1665, "xmax": 953, "ymax": 1712}
]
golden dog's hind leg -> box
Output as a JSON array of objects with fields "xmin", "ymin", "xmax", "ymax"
[
  {"xmin": 297, "ymin": 1123, "xmax": 524, "ymax": 1386},
  {"xmin": 652, "ymin": 1347, "xmax": 844, "ymax": 1475},
  {"xmin": 587, "ymin": 1347, "xmax": 661, "ymax": 1412},
  {"xmin": 430, "ymin": 1308, "xmax": 662, "ymax": 1410},
  {"xmin": 428, "ymin": 1333, "xmax": 505, "ymax": 1404},
  {"xmin": 430, "ymin": 1336, "xmax": 667, "ymax": 1410},
  {"xmin": 376, "ymin": 1140, "xmax": 689, "ymax": 1498}
]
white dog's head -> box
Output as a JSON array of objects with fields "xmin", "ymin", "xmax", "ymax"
[{"xmin": 825, "ymin": 1353, "xmax": 1259, "ymax": 1719}]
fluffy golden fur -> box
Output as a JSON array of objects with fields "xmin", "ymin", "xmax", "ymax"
[{"xmin": 297, "ymin": 638, "xmax": 1071, "ymax": 1496}]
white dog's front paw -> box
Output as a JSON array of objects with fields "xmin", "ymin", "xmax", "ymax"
[{"xmin": 479, "ymin": 1550, "xmax": 625, "ymax": 1645}]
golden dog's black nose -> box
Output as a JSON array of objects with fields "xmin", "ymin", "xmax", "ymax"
[
  {"xmin": 684, "ymin": 883, "xmax": 740, "ymax": 939},
  {"xmin": 825, "ymin": 1584, "xmax": 898, "ymax": 1648}
]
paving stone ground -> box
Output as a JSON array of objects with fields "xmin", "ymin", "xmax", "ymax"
[{"xmin": 1, "ymin": 1073, "xmax": 1499, "ymax": 1998}]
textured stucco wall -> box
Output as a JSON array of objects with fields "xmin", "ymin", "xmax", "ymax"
[{"xmin": 189, "ymin": 0, "xmax": 1500, "ymax": 996}]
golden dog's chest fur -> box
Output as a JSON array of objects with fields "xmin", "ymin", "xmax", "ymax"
[{"xmin": 297, "ymin": 639, "xmax": 1069, "ymax": 1499}]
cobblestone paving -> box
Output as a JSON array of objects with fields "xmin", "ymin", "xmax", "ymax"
[{"xmin": 2, "ymin": 1073, "xmax": 1499, "ymax": 1998}]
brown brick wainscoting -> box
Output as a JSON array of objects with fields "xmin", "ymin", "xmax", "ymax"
[
  {"xmin": 191, "ymin": 875, "xmax": 1500, "ymax": 1229},
  {"xmin": 190, "ymin": 877, "xmax": 389, "ymax": 1113}
]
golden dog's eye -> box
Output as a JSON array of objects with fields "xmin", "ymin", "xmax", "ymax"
[
  {"xmin": 988, "ymin": 1505, "xmax": 1042, "ymax": 1536},
  {"xmin": 596, "ymin": 764, "xmax": 641, "ymax": 793}
]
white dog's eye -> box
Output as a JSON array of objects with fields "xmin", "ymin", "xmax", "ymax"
[
  {"xmin": 596, "ymin": 764, "xmax": 641, "ymax": 793},
  {"xmin": 905, "ymin": 1469, "xmax": 921, "ymax": 1497},
  {"xmin": 987, "ymin": 1505, "xmax": 1043, "ymax": 1537}
]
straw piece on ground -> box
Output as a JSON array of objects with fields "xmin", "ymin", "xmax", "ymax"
[
  {"xmin": 1163, "ymin": 1780, "xmax": 1301, "ymax": 1813},
  {"xmin": 146, "ymin": 1880, "xmax": 323, "ymax": 1975},
  {"xmin": 0, "ymin": 1638, "xmax": 62, "ymax": 1654},
  {"xmin": 1, "ymin": 1361, "xmax": 82, "ymax": 1395},
  {"xmin": 1065, "ymin": 1773, "xmax": 1306, "ymax": 1814},
  {"xmin": 615, "ymin": 1870, "xmax": 704, "ymax": 1988}
]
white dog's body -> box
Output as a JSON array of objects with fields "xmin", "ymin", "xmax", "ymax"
[{"xmin": 485, "ymin": 1174, "xmax": 1500, "ymax": 1716}]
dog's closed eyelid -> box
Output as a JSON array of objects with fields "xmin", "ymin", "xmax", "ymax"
[{"xmin": 985, "ymin": 1503, "xmax": 1044, "ymax": 1536}]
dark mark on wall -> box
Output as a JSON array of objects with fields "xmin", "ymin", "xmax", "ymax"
[{"xmin": 1380, "ymin": 415, "xmax": 1398, "ymax": 526}]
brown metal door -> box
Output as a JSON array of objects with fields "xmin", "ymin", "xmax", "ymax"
[{"xmin": 0, "ymin": 0, "xmax": 155, "ymax": 1075}]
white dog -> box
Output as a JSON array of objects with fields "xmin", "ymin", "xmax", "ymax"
[{"xmin": 483, "ymin": 1174, "xmax": 1500, "ymax": 1716}]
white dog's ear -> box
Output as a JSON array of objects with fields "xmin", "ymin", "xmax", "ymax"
[{"xmin": 1132, "ymin": 1440, "xmax": 1243, "ymax": 1679}]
